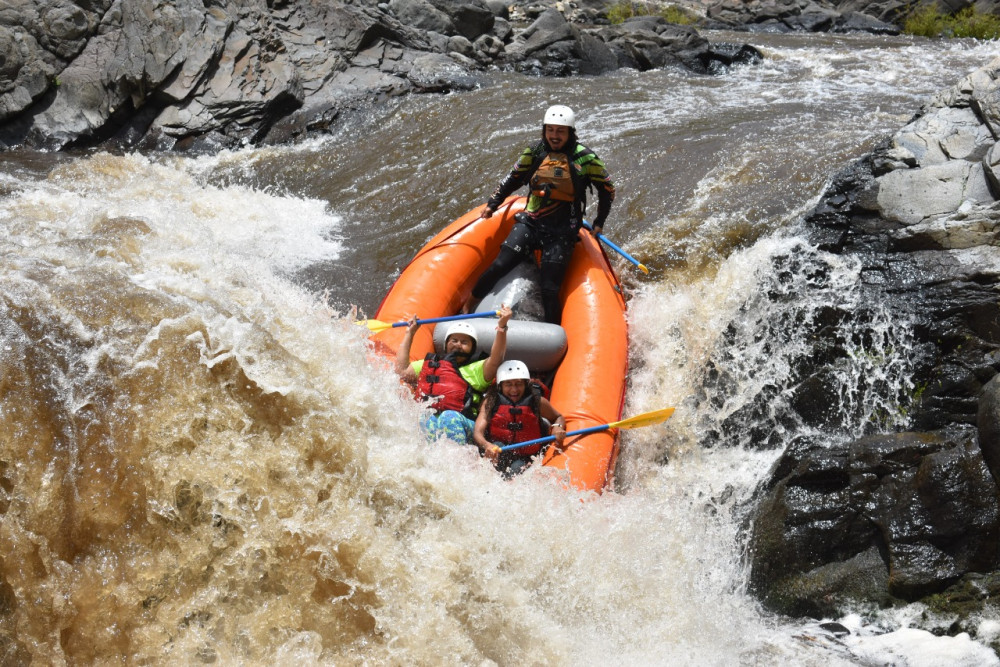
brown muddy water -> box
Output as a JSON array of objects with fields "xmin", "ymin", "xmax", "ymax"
[{"xmin": 0, "ymin": 31, "xmax": 998, "ymax": 665}]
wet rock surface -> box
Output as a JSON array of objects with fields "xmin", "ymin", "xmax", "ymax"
[{"xmin": 747, "ymin": 57, "xmax": 1000, "ymax": 649}]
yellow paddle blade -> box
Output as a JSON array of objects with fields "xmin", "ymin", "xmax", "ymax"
[
  {"xmin": 608, "ymin": 407, "xmax": 675, "ymax": 430},
  {"xmin": 355, "ymin": 318, "xmax": 394, "ymax": 333},
  {"xmin": 638, "ymin": 263, "xmax": 650, "ymax": 275}
]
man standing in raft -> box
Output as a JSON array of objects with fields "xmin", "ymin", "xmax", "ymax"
[
  {"xmin": 395, "ymin": 305, "xmax": 513, "ymax": 442},
  {"xmin": 463, "ymin": 105, "xmax": 616, "ymax": 324}
]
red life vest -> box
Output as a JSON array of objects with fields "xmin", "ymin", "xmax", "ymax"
[
  {"xmin": 417, "ymin": 354, "xmax": 473, "ymax": 415},
  {"xmin": 487, "ymin": 394, "xmax": 544, "ymax": 455}
]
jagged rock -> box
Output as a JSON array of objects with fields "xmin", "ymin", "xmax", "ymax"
[
  {"xmin": 0, "ymin": 0, "xmax": 763, "ymax": 150},
  {"xmin": 749, "ymin": 431, "xmax": 1000, "ymax": 617},
  {"xmin": 890, "ymin": 202, "xmax": 1000, "ymax": 251},
  {"xmin": 979, "ymin": 374, "xmax": 1000, "ymax": 487},
  {"xmin": 893, "ymin": 107, "xmax": 994, "ymax": 166},
  {"xmin": 864, "ymin": 61, "xmax": 1000, "ymax": 225},
  {"xmin": 0, "ymin": 25, "xmax": 55, "ymax": 121},
  {"xmin": 703, "ymin": 0, "xmax": 901, "ymax": 34},
  {"xmin": 877, "ymin": 161, "xmax": 992, "ymax": 224},
  {"xmin": 389, "ymin": 0, "xmax": 455, "ymax": 35},
  {"xmin": 152, "ymin": 24, "xmax": 305, "ymax": 144},
  {"xmin": 0, "ymin": 0, "xmax": 113, "ymax": 122},
  {"xmin": 592, "ymin": 17, "xmax": 763, "ymax": 75},
  {"xmin": 748, "ymin": 55, "xmax": 1000, "ymax": 622}
]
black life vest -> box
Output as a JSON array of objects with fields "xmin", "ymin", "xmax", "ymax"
[
  {"xmin": 487, "ymin": 391, "xmax": 544, "ymax": 455},
  {"xmin": 417, "ymin": 354, "xmax": 475, "ymax": 416}
]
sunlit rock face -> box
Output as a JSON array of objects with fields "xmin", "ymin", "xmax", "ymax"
[
  {"xmin": 749, "ymin": 57, "xmax": 1000, "ymax": 626},
  {"xmin": 0, "ymin": 0, "xmax": 762, "ymax": 151}
]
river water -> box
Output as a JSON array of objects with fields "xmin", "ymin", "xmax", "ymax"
[{"xmin": 1, "ymin": 30, "xmax": 999, "ymax": 665}]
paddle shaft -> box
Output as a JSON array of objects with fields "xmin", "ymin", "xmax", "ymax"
[
  {"xmin": 499, "ymin": 424, "xmax": 610, "ymax": 453},
  {"xmin": 582, "ymin": 222, "xmax": 648, "ymax": 274},
  {"xmin": 387, "ymin": 310, "xmax": 497, "ymax": 329},
  {"xmin": 498, "ymin": 407, "xmax": 675, "ymax": 453}
]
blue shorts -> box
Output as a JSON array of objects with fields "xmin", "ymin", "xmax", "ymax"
[{"xmin": 420, "ymin": 410, "xmax": 475, "ymax": 443}]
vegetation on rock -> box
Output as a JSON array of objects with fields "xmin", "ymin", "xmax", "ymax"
[
  {"xmin": 904, "ymin": 5, "xmax": 1000, "ymax": 39},
  {"xmin": 605, "ymin": 1, "xmax": 697, "ymax": 25}
]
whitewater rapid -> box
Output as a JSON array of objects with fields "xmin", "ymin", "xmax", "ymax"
[{"xmin": 0, "ymin": 31, "xmax": 999, "ymax": 665}]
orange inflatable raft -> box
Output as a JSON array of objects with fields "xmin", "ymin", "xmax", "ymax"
[{"xmin": 371, "ymin": 197, "xmax": 629, "ymax": 493}]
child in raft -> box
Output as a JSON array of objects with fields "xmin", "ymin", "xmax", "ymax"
[{"xmin": 473, "ymin": 360, "xmax": 566, "ymax": 477}]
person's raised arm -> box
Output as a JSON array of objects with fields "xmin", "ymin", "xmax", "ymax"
[
  {"xmin": 394, "ymin": 316, "xmax": 420, "ymax": 383},
  {"xmin": 482, "ymin": 304, "xmax": 512, "ymax": 383}
]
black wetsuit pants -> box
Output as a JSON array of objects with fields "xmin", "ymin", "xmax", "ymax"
[{"xmin": 471, "ymin": 219, "xmax": 577, "ymax": 324}]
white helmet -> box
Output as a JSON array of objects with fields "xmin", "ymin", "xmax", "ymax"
[
  {"xmin": 445, "ymin": 321, "xmax": 478, "ymax": 351},
  {"xmin": 543, "ymin": 105, "xmax": 575, "ymax": 128},
  {"xmin": 496, "ymin": 360, "xmax": 531, "ymax": 384}
]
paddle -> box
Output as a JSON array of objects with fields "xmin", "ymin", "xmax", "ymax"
[
  {"xmin": 499, "ymin": 407, "xmax": 675, "ymax": 453},
  {"xmin": 356, "ymin": 310, "xmax": 500, "ymax": 334},
  {"xmin": 582, "ymin": 221, "xmax": 649, "ymax": 274}
]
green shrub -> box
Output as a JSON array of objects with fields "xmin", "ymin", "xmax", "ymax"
[
  {"xmin": 605, "ymin": 1, "xmax": 696, "ymax": 25},
  {"xmin": 903, "ymin": 4, "xmax": 942, "ymax": 36},
  {"xmin": 903, "ymin": 4, "xmax": 1000, "ymax": 39},
  {"xmin": 661, "ymin": 5, "xmax": 696, "ymax": 24},
  {"xmin": 950, "ymin": 6, "xmax": 1000, "ymax": 38}
]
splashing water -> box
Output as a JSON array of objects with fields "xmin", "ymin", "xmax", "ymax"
[{"xmin": 1, "ymin": 31, "xmax": 999, "ymax": 665}]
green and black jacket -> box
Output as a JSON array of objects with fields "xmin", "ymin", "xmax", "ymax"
[{"xmin": 486, "ymin": 139, "xmax": 616, "ymax": 231}]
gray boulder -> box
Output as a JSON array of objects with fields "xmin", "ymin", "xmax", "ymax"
[
  {"xmin": 429, "ymin": 0, "xmax": 494, "ymax": 41},
  {"xmin": 505, "ymin": 7, "xmax": 577, "ymax": 59},
  {"xmin": 748, "ymin": 432, "xmax": 1000, "ymax": 617},
  {"xmin": 830, "ymin": 10, "xmax": 900, "ymax": 33},
  {"xmin": 389, "ymin": 0, "xmax": 455, "ymax": 35},
  {"xmin": 749, "ymin": 55, "xmax": 1000, "ymax": 627},
  {"xmin": 703, "ymin": 0, "xmax": 901, "ymax": 33},
  {"xmin": 876, "ymin": 161, "xmax": 992, "ymax": 224},
  {"xmin": 0, "ymin": 0, "xmax": 765, "ymax": 150},
  {"xmin": 866, "ymin": 58, "xmax": 1000, "ymax": 225}
]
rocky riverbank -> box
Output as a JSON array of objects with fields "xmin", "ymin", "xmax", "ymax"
[
  {"xmin": 0, "ymin": 0, "xmax": 768, "ymax": 152},
  {"xmin": 747, "ymin": 55, "xmax": 1000, "ymax": 651},
  {"xmin": 8, "ymin": 0, "xmax": 981, "ymax": 152}
]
